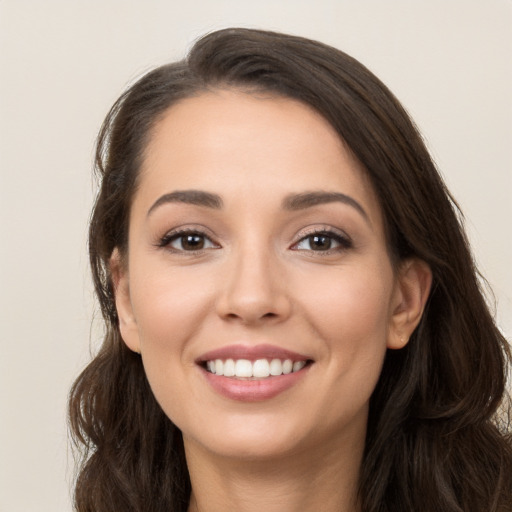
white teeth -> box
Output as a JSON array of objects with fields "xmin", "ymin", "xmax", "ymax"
[
  {"xmin": 252, "ymin": 359, "xmax": 270, "ymax": 378},
  {"xmin": 223, "ymin": 358, "xmax": 235, "ymax": 377},
  {"xmin": 269, "ymin": 358, "xmax": 283, "ymax": 376},
  {"xmin": 235, "ymin": 359, "xmax": 253, "ymax": 377},
  {"xmin": 292, "ymin": 361, "xmax": 306, "ymax": 372},
  {"xmin": 282, "ymin": 359, "xmax": 293, "ymax": 374},
  {"xmin": 205, "ymin": 357, "xmax": 307, "ymax": 378}
]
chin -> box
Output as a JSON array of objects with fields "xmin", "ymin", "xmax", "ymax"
[{"xmin": 181, "ymin": 411, "xmax": 312, "ymax": 461}]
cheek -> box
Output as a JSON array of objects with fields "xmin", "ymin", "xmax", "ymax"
[
  {"xmin": 298, "ymin": 266, "xmax": 393, "ymax": 416},
  {"xmin": 128, "ymin": 268, "xmax": 214, "ymax": 424},
  {"xmin": 296, "ymin": 261, "xmax": 394, "ymax": 397},
  {"xmin": 129, "ymin": 264, "xmax": 215, "ymax": 353},
  {"xmin": 298, "ymin": 262, "xmax": 394, "ymax": 343}
]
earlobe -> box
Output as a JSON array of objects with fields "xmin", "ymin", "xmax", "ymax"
[
  {"xmin": 387, "ymin": 258, "xmax": 432, "ymax": 350},
  {"xmin": 110, "ymin": 249, "xmax": 141, "ymax": 354}
]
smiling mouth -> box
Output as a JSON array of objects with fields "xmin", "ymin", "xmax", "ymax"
[{"xmin": 203, "ymin": 358, "xmax": 312, "ymax": 379}]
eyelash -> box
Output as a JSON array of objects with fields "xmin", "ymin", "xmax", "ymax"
[
  {"xmin": 157, "ymin": 227, "xmax": 353, "ymax": 254},
  {"xmin": 157, "ymin": 228, "xmax": 219, "ymax": 253},
  {"xmin": 290, "ymin": 228, "xmax": 353, "ymax": 254}
]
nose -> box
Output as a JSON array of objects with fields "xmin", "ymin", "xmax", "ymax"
[{"xmin": 215, "ymin": 243, "xmax": 292, "ymax": 325}]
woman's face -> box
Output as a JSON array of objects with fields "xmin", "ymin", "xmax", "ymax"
[{"xmin": 114, "ymin": 90, "xmax": 420, "ymax": 462}]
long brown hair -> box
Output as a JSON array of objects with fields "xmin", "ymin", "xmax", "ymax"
[{"xmin": 69, "ymin": 28, "xmax": 512, "ymax": 511}]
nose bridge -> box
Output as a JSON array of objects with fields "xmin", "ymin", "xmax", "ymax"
[{"xmin": 217, "ymin": 233, "xmax": 290, "ymax": 323}]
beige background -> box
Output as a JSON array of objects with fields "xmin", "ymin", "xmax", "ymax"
[{"xmin": 1, "ymin": 1, "xmax": 510, "ymax": 510}]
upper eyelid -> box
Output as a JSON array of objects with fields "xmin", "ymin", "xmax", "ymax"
[
  {"xmin": 157, "ymin": 226, "xmax": 220, "ymax": 248},
  {"xmin": 161, "ymin": 224, "xmax": 216, "ymax": 238},
  {"xmin": 293, "ymin": 225, "xmax": 352, "ymax": 242}
]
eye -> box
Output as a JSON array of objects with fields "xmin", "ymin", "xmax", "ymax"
[
  {"xmin": 292, "ymin": 231, "xmax": 352, "ymax": 252},
  {"xmin": 160, "ymin": 230, "xmax": 218, "ymax": 252}
]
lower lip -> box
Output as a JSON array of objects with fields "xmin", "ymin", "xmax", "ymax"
[{"xmin": 201, "ymin": 365, "xmax": 310, "ymax": 402}]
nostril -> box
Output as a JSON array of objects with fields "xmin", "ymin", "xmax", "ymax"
[
  {"xmin": 216, "ymin": 288, "xmax": 292, "ymax": 324},
  {"xmin": 224, "ymin": 311, "xmax": 279, "ymax": 322}
]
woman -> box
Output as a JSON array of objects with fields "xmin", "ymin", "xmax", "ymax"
[{"xmin": 69, "ymin": 28, "xmax": 512, "ymax": 511}]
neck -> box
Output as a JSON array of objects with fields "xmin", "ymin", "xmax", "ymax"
[{"xmin": 185, "ymin": 432, "xmax": 363, "ymax": 512}]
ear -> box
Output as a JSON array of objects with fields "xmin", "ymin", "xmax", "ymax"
[
  {"xmin": 387, "ymin": 258, "xmax": 432, "ymax": 350},
  {"xmin": 110, "ymin": 248, "xmax": 141, "ymax": 354}
]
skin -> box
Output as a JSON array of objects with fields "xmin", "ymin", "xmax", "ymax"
[{"xmin": 113, "ymin": 90, "xmax": 432, "ymax": 512}]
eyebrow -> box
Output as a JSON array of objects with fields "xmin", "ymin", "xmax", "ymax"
[
  {"xmin": 147, "ymin": 190, "xmax": 223, "ymax": 216},
  {"xmin": 147, "ymin": 189, "xmax": 369, "ymax": 223},
  {"xmin": 283, "ymin": 191, "xmax": 369, "ymax": 222}
]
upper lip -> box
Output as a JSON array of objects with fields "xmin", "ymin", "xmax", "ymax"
[{"xmin": 196, "ymin": 344, "xmax": 312, "ymax": 363}]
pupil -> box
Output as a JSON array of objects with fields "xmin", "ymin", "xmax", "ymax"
[
  {"xmin": 183, "ymin": 234, "xmax": 204, "ymax": 250},
  {"xmin": 311, "ymin": 235, "xmax": 331, "ymax": 250}
]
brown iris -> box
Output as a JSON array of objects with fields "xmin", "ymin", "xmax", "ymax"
[
  {"xmin": 181, "ymin": 234, "xmax": 205, "ymax": 250},
  {"xmin": 308, "ymin": 234, "xmax": 332, "ymax": 251}
]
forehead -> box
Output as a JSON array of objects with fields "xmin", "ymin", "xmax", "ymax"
[{"xmin": 136, "ymin": 89, "xmax": 383, "ymax": 225}]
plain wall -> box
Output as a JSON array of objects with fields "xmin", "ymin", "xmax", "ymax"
[{"xmin": 1, "ymin": 1, "xmax": 510, "ymax": 510}]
